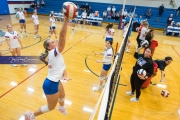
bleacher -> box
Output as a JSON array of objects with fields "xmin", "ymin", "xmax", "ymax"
[{"xmin": 28, "ymin": 0, "xmax": 180, "ymax": 29}]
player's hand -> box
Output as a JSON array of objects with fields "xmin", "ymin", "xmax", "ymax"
[
  {"xmin": 9, "ymin": 48, "xmax": 13, "ymax": 52},
  {"xmin": 137, "ymin": 74, "xmax": 146, "ymax": 80}
]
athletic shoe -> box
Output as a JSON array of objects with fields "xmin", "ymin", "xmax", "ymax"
[
  {"xmin": 34, "ymin": 36, "xmax": 36, "ymax": 39},
  {"xmin": 21, "ymin": 64, "xmax": 27, "ymax": 67},
  {"xmin": 11, "ymin": 64, "xmax": 17, "ymax": 67},
  {"xmin": 93, "ymin": 86, "xmax": 102, "ymax": 92},
  {"xmin": 126, "ymin": 91, "xmax": 134, "ymax": 96},
  {"xmin": 24, "ymin": 111, "xmax": 35, "ymax": 120},
  {"xmin": 125, "ymin": 49, "xmax": 130, "ymax": 53},
  {"xmin": 130, "ymin": 97, "xmax": 139, "ymax": 102},
  {"xmin": 57, "ymin": 106, "xmax": 67, "ymax": 115},
  {"xmin": 36, "ymin": 35, "xmax": 40, "ymax": 38},
  {"xmin": 25, "ymin": 33, "xmax": 29, "ymax": 37}
]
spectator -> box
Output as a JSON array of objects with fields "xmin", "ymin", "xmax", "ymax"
[
  {"xmin": 31, "ymin": 2, "xmax": 35, "ymax": 8},
  {"xmin": 132, "ymin": 14, "xmax": 139, "ymax": 32},
  {"xmin": 107, "ymin": 11, "xmax": 112, "ymax": 19},
  {"xmin": 80, "ymin": 4, "xmax": 85, "ymax": 11},
  {"xmin": 94, "ymin": 11, "xmax": 99, "ymax": 17},
  {"xmin": 128, "ymin": 10, "xmax": 134, "ymax": 17},
  {"xmin": 41, "ymin": 0, "xmax": 45, "ymax": 8},
  {"xmin": 163, "ymin": 14, "xmax": 174, "ymax": 33},
  {"xmin": 123, "ymin": 9, "xmax": 128, "ymax": 17},
  {"xmin": 112, "ymin": 6, "xmax": 116, "ymax": 13},
  {"xmin": 128, "ymin": 8, "xmax": 133, "ymax": 16},
  {"xmin": 107, "ymin": 6, "xmax": 111, "ymax": 12},
  {"xmin": 125, "ymin": 14, "xmax": 130, "ymax": 22},
  {"xmin": 103, "ymin": 10, "xmax": 107, "ymax": 19},
  {"xmin": 138, "ymin": 16, "xmax": 143, "ymax": 26},
  {"xmin": 89, "ymin": 13, "xmax": 94, "ymax": 17},
  {"xmin": 76, "ymin": 4, "xmax": 79, "ymax": 11},
  {"xmin": 87, "ymin": 6, "xmax": 92, "ymax": 16},
  {"xmin": 85, "ymin": 3, "xmax": 89, "ymax": 10},
  {"xmin": 145, "ymin": 8, "xmax": 152, "ymax": 18},
  {"xmin": 119, "ymin": 9, "xmax": 122, "ymax": 16},
  {"xmin": 159, "ymin": 4, "xmax": 164, "ymax": 16},
  {"xmin": 115, "ymin": 12, "xmax": 120, "ymax": 20},
  {"xmin": 166, "ymin": 21, "xmax": 175, "ymax": 36},
  {"xmin": 111, "ymin": 12, "xmax": 116, "ymax": 20},
  {"xmin": 129, "ymin": 7, "xmax": 134, "ymax": 13},
  {"xmin": 176, "ymin": 6, "xmax": 180, "ymax": 16},
  {"xmin": 37, "ymin": 0, "xmax": 40, "ymax": 8}
]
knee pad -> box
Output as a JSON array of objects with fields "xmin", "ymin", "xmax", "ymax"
[
  {"xmin": 41, "ymin": 105, "xmax": 50, "ymax": 113},
  {"xmin": 58, "ymin": 97, "xmax": 65, "ymax": 102},
  {"xmin": 24, "ymin": 29, "xmax": 26, "ymax": 31},
  {"xmin": 34, "ymin": 30, "xmax": 37, "ymax": 33},
  {"xmin": 99, "ymin": 77, "xmax": 104, "ymax": 81}
]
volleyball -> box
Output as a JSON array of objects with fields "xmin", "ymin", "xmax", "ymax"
[
  {"xmin": 140, "ymin": 40, "xmax": 149, "ymax": 48},
  {"xmin": 63, "ymin": 2, "xmax": 77, "ymax": 20},
  {"xmin": 161, "ymin": 90, "xmax": 170, "ymax": 98},
  {"xmin": 137, "ymin": 69, "xmax": 146, "ymax": 77},
  {"xmin": 136, "ymin": 27, "xmax": 139, "ymax": 31}
]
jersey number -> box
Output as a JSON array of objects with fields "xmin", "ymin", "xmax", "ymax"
[{"xmin": 13, "ymin": 36, "xmax": 17, "ymax": 39}]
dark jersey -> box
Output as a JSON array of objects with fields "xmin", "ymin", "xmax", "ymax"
[
  {"xmin": 154, "ymin": 60, "xmax": 167, "ymax": 71},
  {"xmin": 134, "ymin": 52, "xmax": 154, "ymax": 77}
]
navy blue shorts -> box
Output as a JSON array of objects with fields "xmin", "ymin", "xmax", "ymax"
[
  {"xmin": 50, "ymin": 26, "xmax": 56, "ymax": 30},
  {"xmin": 19, "ymin": 19, "xmax": 25, "ymax": 23},
  {"xmin": 43, "ymin": 78, "xmax": 60, "ymax": 95},
  {"xmin": 72, "ymin": 20, "xmax": 75, "ymax": 23},
  {"xmin": 106, "ymin": 37, "xmax": 113, "ymax": 41},
  {"xmin": 103, "ymin": 64, "xmax": 111, "ymax": 71}
]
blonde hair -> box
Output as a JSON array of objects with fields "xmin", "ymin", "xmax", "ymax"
[{"xmin": 6, "ymin": 24, "xmax": 12, "ymax": 29}]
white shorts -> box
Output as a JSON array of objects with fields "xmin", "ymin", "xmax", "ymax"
[{"xmin": 10, "ymin": 42, "xmax": 20, "ymax": 49}]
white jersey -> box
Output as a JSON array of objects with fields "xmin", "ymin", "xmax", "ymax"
[
  {"xmin": 106, "ymin": 28, "xmax": 115, "ymax": 38},
  {"xmin": 112, "ymin": 8, "xmax": 116, "ymax": 12},
  {"xmin": 32, "ymin": 14, "xmax": 39, "ymax": 25},
  {"xmin": 47, "ymin": 47, "xmax": 66, "ymax": 82},
  {"xmin": 139, "ymin": 27, "xmax": 148, "ymax": 40},
  {"xmin": 50, "ymin": 18, "xmax": 56, "ymax": 27},
  {"xmin": 5, "ymin": 31, "xmax": 20, "ymax": 49},
  {"xmin": 103, "ymin": 48, "xmax": 113, "ymax": 64},
  {"xmin": 107, "ymin": 7, "xmax": 111, "ymax": 12},
  {"xmin": 16, "ymin": 11, "xmax": 25, "ymax": 20},
  {"xmin": 82, "ymin": 12, "xmax": 87, "ymax": 18}
]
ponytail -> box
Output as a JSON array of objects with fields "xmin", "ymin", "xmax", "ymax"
[
  {"xmin": 39, "ymin": 50, "xmax": 48, "ymax": 65},
  {"xmin": 106, "ymin": 23, "xmax": 113, "ymax": 31},
  {"xmin": 40, "ymin": 40, "xmax": 50, "ymax": 65}
]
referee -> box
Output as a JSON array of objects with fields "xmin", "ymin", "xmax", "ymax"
[{"xmin": 153, "ymin": 56, "xmax": 173, "ymax": 82}]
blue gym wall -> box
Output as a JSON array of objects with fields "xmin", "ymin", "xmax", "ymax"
[{"xmin": 0, "ymin": 0, "xmax": 10, "ymax": 15}]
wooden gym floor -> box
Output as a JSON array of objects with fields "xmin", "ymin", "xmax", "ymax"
[{"xmin": 0, "ymin": 14, "xmax": 179, "ymax": 120}]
